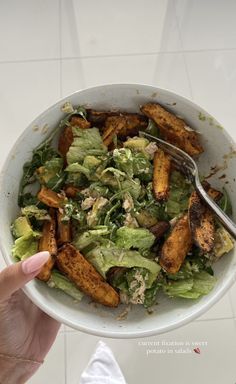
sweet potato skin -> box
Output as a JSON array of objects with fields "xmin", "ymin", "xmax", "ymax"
[
  {"xmin": 140, "ymin": 103, "xmax": 203, "ymax": 156},
  {"xmin": 58, "ymin": 126, "xmax": 73, "ymax": 158},
  {"xmin": 58, "ymin": 116, "xmax": 90, "ymax": 158},
  {"xmin": 57, "ymin": 244, "xmax": 120, "ymax": 307},
  {"xmin": 102, "ymin": 116, "xmax": 126, "ymax": 147},
  {"xmin": 153, "ymin": 149, "xmax": 171, "ymax": 201},
  {"xmin": 57, "ymin": 211, "xmax": 72, "ymax": 245},
  {"xmin": 37, "ymin": 186, "xmax": 65, "ymax": 208},
  {"xmin": 188, "ymin": 190, "xmax": 215, "ymax": 253},
  {"xmin": 37, "ymin": 209, "xmax": 57, "ymax": 281},
  {"xmin": 159, "ymin": 214, "xmax": 192, "ymax": 274},
  {"xmin": 70, "ymin": 116, "xmax": 91, "ymax": 129}
]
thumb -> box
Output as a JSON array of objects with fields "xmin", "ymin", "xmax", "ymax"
[{"xmin": 0, "ymin": 251, "xmax": 50, "ymax": 302}]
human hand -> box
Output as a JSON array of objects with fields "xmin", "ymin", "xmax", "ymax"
[{"xmin": 0, "ymin": 252, "xmax": 61, "ymax": 384}]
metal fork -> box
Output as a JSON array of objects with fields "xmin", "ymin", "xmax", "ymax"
[{"xmin": 141, "ymin": 131, "xmax": 236, "ymax": 239}]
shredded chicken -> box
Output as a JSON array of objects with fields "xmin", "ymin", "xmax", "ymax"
[
  {"xmin": 144, "ymin": 142, "xmax": 158, "ymax": 159},
  {"xmin": 81, "ymin": 197, "xmax": 96, "ymax": 210},
  {"xmin": 122, "ymin": 192, "xmax": 134, "ymax": 212},
  {"xmin": 124, "ymin": 213, "xmax": 139, "ymax": 228}
]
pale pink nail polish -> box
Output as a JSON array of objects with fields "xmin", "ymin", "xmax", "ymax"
[{"xmin": 22, "ymin": 251, "xmax": 50, "ymax": 275}]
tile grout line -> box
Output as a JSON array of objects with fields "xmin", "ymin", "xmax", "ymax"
[
  {"xmin": 172, "ymin": 0, "xmax": 194, "ymax": 101},
  {"xmin": 1, "ymin": 47, "xmax": 236, "ymax": 66}
]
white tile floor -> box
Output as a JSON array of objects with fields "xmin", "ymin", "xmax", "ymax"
[{"xmin": 0, "ymin": 1, "xmax": 236, "ymax": 383}]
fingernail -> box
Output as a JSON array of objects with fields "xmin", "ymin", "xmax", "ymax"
[{"xmin": 22, "ymin": 251, "xmax": 50, "ymax": 275}]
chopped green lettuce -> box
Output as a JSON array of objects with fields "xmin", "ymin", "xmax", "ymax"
[
  {"xmin": 12, "ymin": 230, "xmax": 41, "ymax": 260},
  {"xmin": 144, "ymin": 279, "xmax": 162, "ymax": 308},
  {"xmin": 67, "ymin": 127, "xmax": 107, "ymax": 165},
  {"xmin": 86, "ymin": 246, "xmax": 161, "ymax": 286},
  {"xmin": 218, "ymin": 188, "xmax": 232, "ymax": 215},
  {"xmin": 21, "ymin": 205, "xmax": 50, "ymax": 221},
  {"xmin": 48, "ymin": 270, "xmax": 83, "ymax": 301},
  {"xmin": 163, "ymin": 271, "xmax": 216, "ymax": 299},
  {"xmin": 120, "ymin": 179, "xmax": 141, "ymax": 200},
  {"xmin": 113, "ymin": 148, "xmax": 153, "ymax": 182},
  {"xmin": 113, "ymin": 148, "xmax": 134, "ymax": 178},
  {"xmin": 73, "ymin": 226, "xmax": 110, "ymax": 250},
  {"xmin": 115, "ymin": 227, "xmax": 155, "ymax": 251},
  {"xmin": 166, "ymin": 171, "xmax": 192, "ymax": 218}
]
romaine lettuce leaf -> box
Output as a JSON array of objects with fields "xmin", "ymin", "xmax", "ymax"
[
  {"xmin": 48, "ymin": 270, "xmax": 83, "ymax": 301},
  {"xmin": 166, "ymin": 171, "xmax": 192, "ymax": 218},
  {"xmin": 86, "ymin": 246, "xmax": 161, "ymax": 286},
  {"xmin": 115, "ymin": 226, "xmax": 155, "ymax": 251},
  {"xmin": 67, "ymin": 127, "xmax": 107, "ymax": 165},
  {"xmin": 163, "ymin": 271, "xmax": 216, "ymax": 299}
]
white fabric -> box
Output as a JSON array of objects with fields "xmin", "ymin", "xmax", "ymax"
[{"xmin": 80, "ymin": 341, "xmax": 127, "ymax": 384}]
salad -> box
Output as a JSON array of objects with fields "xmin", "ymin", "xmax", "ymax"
[{"xmin": 11, "ymin": 102, "xmax": 234, "ymax": 309}]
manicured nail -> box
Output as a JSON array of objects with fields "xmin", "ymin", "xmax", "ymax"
[{"xmin": 22, "ymin": 252, "xmax": 50, "ymax": 275}]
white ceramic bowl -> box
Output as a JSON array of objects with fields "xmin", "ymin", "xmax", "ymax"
[{"xmin": 0, "ymin": 84, "xmax": 236, "ymax": 339}]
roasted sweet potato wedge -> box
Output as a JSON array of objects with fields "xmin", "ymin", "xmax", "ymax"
[
  {"xmin": 118, "ymin": 114, "xmax": 148, "ymax": 138},
  {"xmin": 202, "ymin": 181, "xmax": 223, "ymax": 202},
  {"xmin": 86, "ymin": 109, "xmax": 119, "ymax": 128},
  {"xmin": 37, "ymin": 186, "xmax": 65, "ymax": 208},
  {"xmin": 57, "ymin": 211, "xmax": 71, "ymax": 245},
  {"xmin": 58, "ymin": 126, "xmax": 73, "ymax": 158},
  {"xmin": 70, "ymin": 115, "xmax": 91, "ymax": 129},
  {"xmin": 102, "ymin": 116, "xmax": 126, "ymax": 147},
  {"xmin": 58, "ymin": 116, "xmax": 90, "ymax": 158},
  {"xmin": 37, "ymin": 209, "xmax": 57, "ymax": 281},
  {"xmin": 160, "ymin": 214, "xmax": 192, "ymax": 274},
  {"xmin": 140, "ymin": 103, "xmax": 203, "ymax": 156},
  {"xmin": 153, "ymin": 149, "xmax": 171, "ymax": 201},
  {"xmin": 57, "ymin": 244, "xmax": 120, "ymax": 307},
  {"xmin": 188, "ymin": 190, "xmax": 215, "ymax": 253}
]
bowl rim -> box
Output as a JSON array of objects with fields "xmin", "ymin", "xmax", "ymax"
[{"xmin": 0, "ymin": 83, "xmax": 236, "ymax": 338}]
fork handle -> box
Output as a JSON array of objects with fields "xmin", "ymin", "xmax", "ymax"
[{"xmin": 196, "ymin": 184, "xmax": 236, "ymax": 240}]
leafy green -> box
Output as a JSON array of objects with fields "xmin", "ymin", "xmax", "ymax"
[
  {"xmin": 163, "ymin": 271, "xmax": 216, "ymax": 299},
  {"xmin": 18, "ymin": 192, "xmax": 39, "ymax": 208},
  {"xmin": 144, "ymin": 279, "xmax": 162, "ymax": 308},
  {"xmin": 166, "ymin": 260, "xmax": 202, "ymax": 281},
  {"xmin": 145, "ymin": 119, "xmax": 160, "ymax": 137},
  {"xmin": 113, "ymin": 148, "xmax": 134, "ymax": 178},
  {"xmin": 120, "ymin": 179, "xmax": 141, "ymax": 200},
  {"xmin": 86, "ymin": 197, "xmax": 109, "ymax": 227},
  {"xmin": 113, "ymin": 148, "xmax": 153, "ymax": 182},
  {"xmin": 12, "ymin": 230, "xmax": 41, "ymax": 260},
  {"xmin": 218, "ymin": 188, "xmax": 232, "ymax": 215},
  {"xmin": 115, "ymin": 227, "xmax": 155, "ymax": 252},
  {"xmin": 48, "ymin": 270, "xmax": 83, "ymax": 301},
  {"xmin": 67, "ymin": 127, "xmax": 107, "ymax": 165},
  {"xmin": 21, "ymin": 205, "xmax": 50, "ymax": 221},
  {"xmin": 86, "ymin": 246, "xmax": 161, "ymax": 285},
  {"xmin": 61, "ymin": 199, "xmax": 86, "ymax": 225},
  {"xmin": 59, "ymin": 104, "xmax": 87, "ymax": 128},
  {"xmin": 166, "ymin": 171, "xmax": 192, "ymax": 218},
  {"xmin": 73, "ymin": 226, "xmax": 110, "ymax": 250}
]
